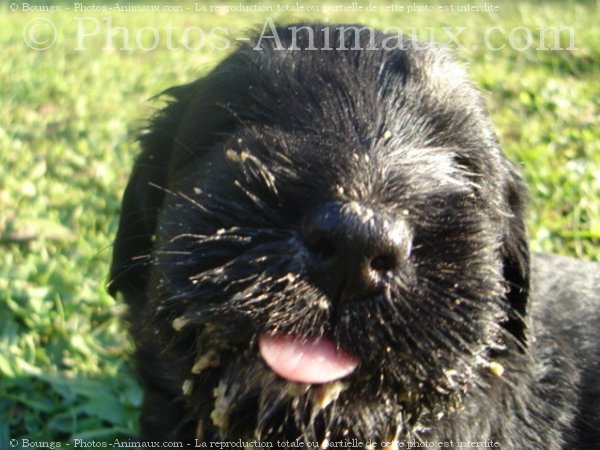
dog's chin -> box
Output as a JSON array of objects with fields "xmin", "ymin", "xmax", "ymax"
[
  {"xmin": 190, "ymin": 347, "xmax": 474, "ymax": 444},
  {"xmin": 178, "ymin": 312, "xmax": 490, "ymax": 443}
]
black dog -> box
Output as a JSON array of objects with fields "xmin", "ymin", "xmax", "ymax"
[{"xmin": 109, "ymin": 24, "xmax": 600, "ymax": 449}]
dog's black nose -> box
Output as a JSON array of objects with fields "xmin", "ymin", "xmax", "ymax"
[{"xmin": 301, "ymin": 202, "xmax": 410, "ymax": 299}]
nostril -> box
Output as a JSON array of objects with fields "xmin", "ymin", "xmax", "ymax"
[
  {"xmin": 301, "ymin": 202, "xmax": 410, "ymax": 298},
  {"xmin": 305, "ymin": 234, "xmax": 337, "ymax": 261},
  {"xmin": 370, "ymin": 253, "xmax": 399, "ymax": 272}
]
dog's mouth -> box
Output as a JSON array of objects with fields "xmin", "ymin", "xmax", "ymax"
[{"xmin": 258, "ymin": 333, "xmax": 359, "ymax": 384}]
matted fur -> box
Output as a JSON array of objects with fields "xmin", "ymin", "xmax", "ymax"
[{"xmin": 110, "ymin": 24, "xmax": 600, "ymax": 449}]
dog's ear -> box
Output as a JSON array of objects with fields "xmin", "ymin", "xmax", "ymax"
[
  {"xmin": 108, "ymin": 84, "xmax": 195, "ymax": 307},
  {"xmin": 500, "ymin": 163, "xmax": 531, "ymax": 347}
]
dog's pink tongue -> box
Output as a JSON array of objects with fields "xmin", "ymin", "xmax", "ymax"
[{"xmin": 258, "ymin": 334, "xmax": 358, "ymax": 384}]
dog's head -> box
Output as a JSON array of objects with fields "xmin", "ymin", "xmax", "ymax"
[{"xmin": 110, "ymin": 25, "xmax": 529, "ymax": 442}]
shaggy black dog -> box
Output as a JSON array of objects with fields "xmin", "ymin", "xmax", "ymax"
[{"xmin": 109, "ymin": 24, "xmax": 600, "ymax": 449}]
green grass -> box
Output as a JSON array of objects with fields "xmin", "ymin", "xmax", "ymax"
[{"xmin": 1, "ymin": 0, "xmax": 598, "ymax": 445}]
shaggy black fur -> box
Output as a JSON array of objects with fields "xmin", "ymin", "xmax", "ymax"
[{"xmin": 109, "ymin": 24, "xmax": 600, "ymax": 449}]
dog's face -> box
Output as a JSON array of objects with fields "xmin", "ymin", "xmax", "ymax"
[{"xmin": 110, "ymin": 25, "xmax": 530, "ymax": 442}]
